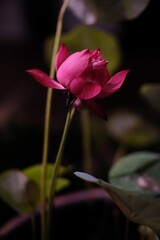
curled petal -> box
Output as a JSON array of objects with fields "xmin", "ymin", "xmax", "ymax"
[
  {"xmin": 55, "ymin": 44, "xmax": 70, "ymax": 71},
  {"xmin": 69, "ymin": 77, "xmax": 102, "ymax": 99},
  {"xmin": 57, "ymin": 49, "xmax": 89, "ymax": 86},
  {"xmin": 97, "ymin": 69, "xmax": 130, "ymax": 98},
  {"xmin": 27, "ymin": 69, "xmax": 65, "ymax": 90},
  {"xmin": 85, "ymin": 99, "xmax": 108, "ymax": 121},
  {"xmin": 81, "ymin": 67, "xmax": 109, "ymax": 88},
  {"xmin": 92, "ymin": 60, "xmax": 108, "ymax": 70}
]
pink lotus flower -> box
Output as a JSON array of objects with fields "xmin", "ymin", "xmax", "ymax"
[{"xmin": 27, "ymin": 44, "xmax": 129, "ymax": 120}]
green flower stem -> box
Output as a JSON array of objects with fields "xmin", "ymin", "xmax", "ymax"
[
  {"xmin": 80, "ymin": 110, "xmax": 93, "ymax": 175},
  {"xmin": 47, "ymin": 107, "xmax": 75, "ymax": 237},
  {"xmin": 40, "ymin": 88, "xmax": 52, "ymax": 240},
  {"xmin": 40, "ymin": 1, "xmax": 70, "ymax": 240},
  {"xmin": 49, "ymin": 0, "xmax": 70, "ymax": 78}
]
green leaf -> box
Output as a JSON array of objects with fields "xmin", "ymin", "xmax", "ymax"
[
  {"xmin": 74, "ymin": 171, "xmax": 160, "ymax": 236},
  {"xmin": 140, "ymin": 83, "xmax": 160, "ymax": 113},
  {"xmin": 44, "ymin": 25, "xmax": 122, "ymax": 73},
  {"xmin": 68, "ymin": 0, "xmax": 150, "ymax": 23},
  {"xmin": 109, "ymin": 151, "xmax": 160, "ymax": 191},
  {"xmin": 23, "ymin": 164, "xmax": 70, "ymax": 200},
  {"xmin": 106, "ymin": 110, "xmax": 160, "ymax": 147},
  {"xmin": 0, "ymin": 170, "xmax": 39, "ymax": 213},
  {"xmin": 109, "ymin": 151, "xmax": 160, "ymax": 177}
]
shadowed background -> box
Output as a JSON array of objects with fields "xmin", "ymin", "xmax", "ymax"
[{"xmin": 0, "ymin": 0, "xmax": 160, "ymax": 231}]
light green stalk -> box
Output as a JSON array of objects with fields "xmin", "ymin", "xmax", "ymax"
[{"xmin": 40, "ymin": 1, "xmax": 70, "ymax": 240}]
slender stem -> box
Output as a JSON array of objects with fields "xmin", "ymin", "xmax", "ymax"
[
  {"xmin": 40, "ymin": 88, "xmax": 52, "ymax": 240},
  {"xmin": 47, "ymin": 107, "xmax": 75, "ymax": 238},
  {"xmin": 49, "ymin": 0, "xmax": 70, "ymax": 78},
  {"xmin": 80, "ymin": 110, "xmax": 93, "ymax": 175},
  {"xmin": 40, "ymin": 1, "xmax": 70, "ymax": 240}
]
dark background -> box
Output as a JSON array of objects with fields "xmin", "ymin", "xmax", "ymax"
[{"xmin": 0, "ymin": 0, "xmax": 160, "ymax": 233}]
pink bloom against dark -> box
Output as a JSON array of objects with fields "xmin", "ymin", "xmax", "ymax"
[{"xmin": 27, "ymin": 44, "xmax": 129, "ymax": 120}]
